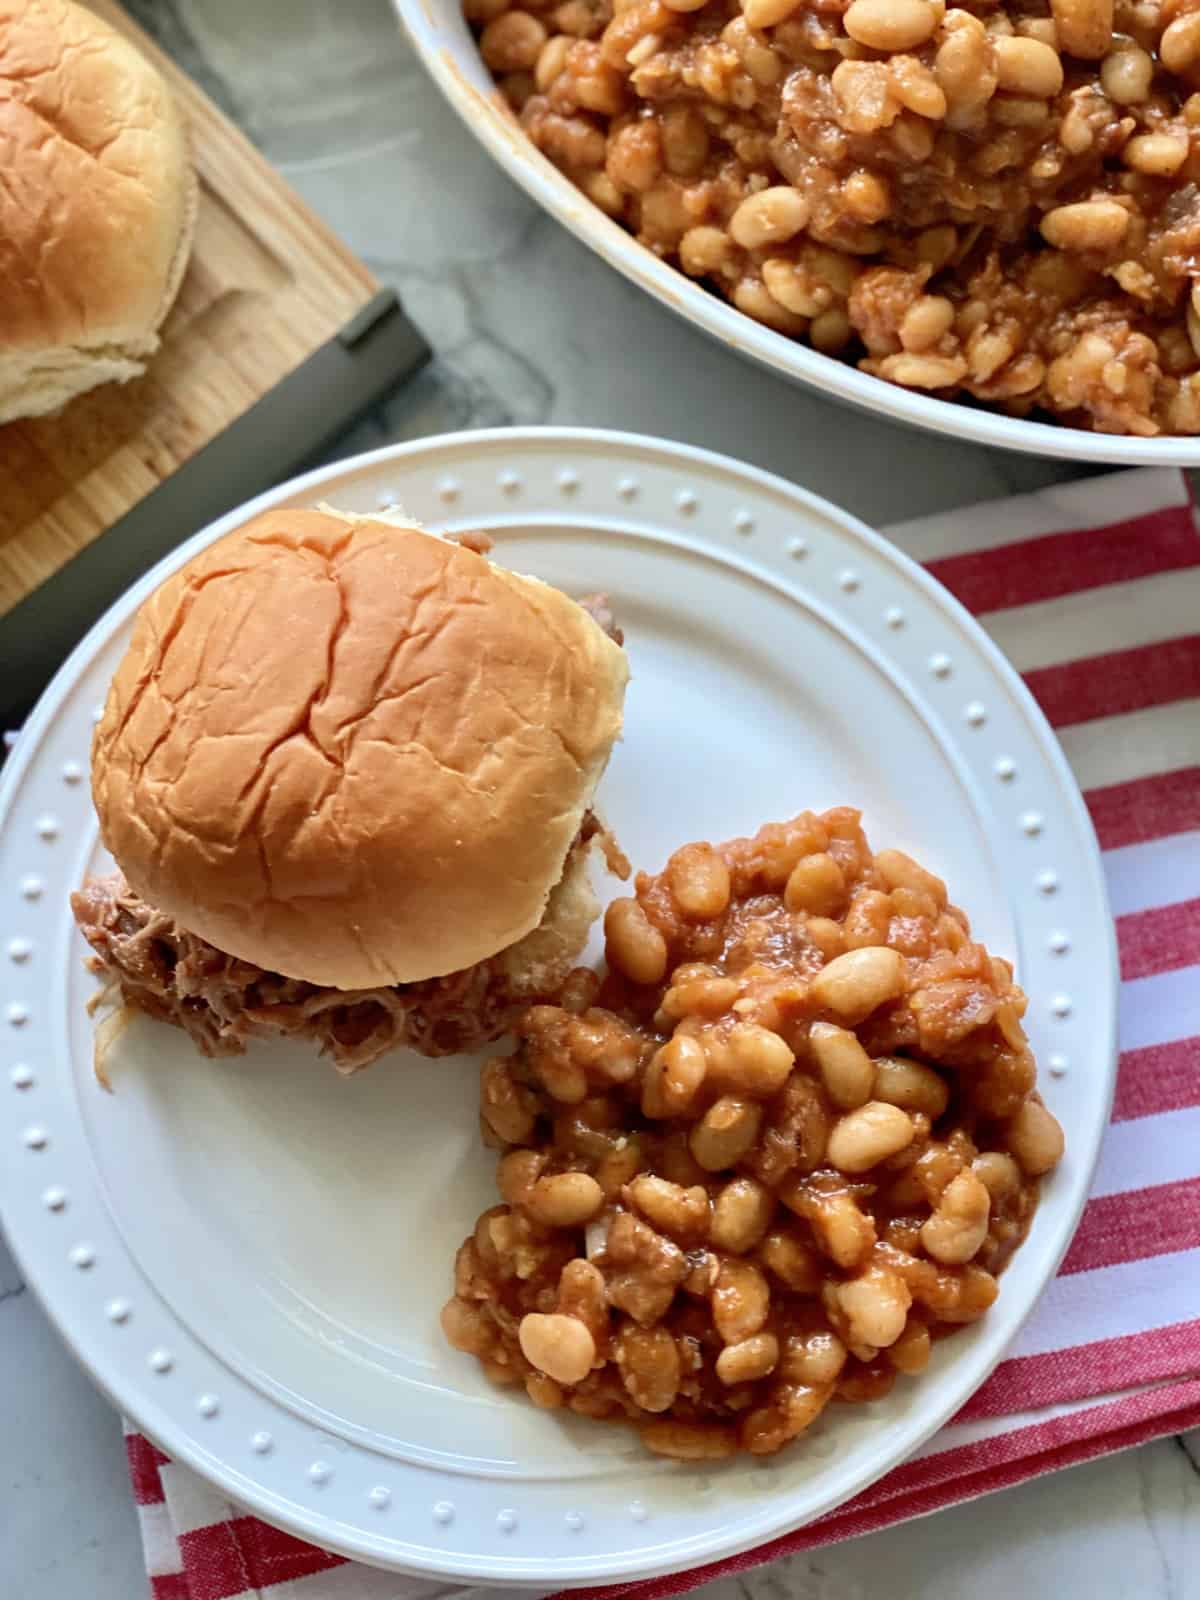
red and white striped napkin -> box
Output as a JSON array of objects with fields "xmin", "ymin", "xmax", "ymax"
[{"xmin": 122, "ymin": 464, "xmax": 1200, "ymax": 1600}]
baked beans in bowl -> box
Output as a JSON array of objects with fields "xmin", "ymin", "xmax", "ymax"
[
  {"xmin": 394, "ymin": 0, "xmax": 1200, "ymax": 458},
  {"xmin": 442, "ymin": 808, "xmax": 1065, "ymax": 1458}
]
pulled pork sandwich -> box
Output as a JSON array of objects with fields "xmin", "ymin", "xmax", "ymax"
[{"xmin": 72, "ymin": 507, "xmax": 629, "ymax": 1076}]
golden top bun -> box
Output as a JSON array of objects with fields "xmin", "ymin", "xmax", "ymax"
[
  {"xmin": 0, "ymin": 0, "xmax": 197, "ymax": 423},
  {"xmin": 91, "ymin": 508, "xmax": 629, "ymax": 988}
]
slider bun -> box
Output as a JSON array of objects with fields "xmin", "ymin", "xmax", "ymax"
[
  {"xmin": 0, "ymin": 0, "xmax": 197, "ymax": 424},
  {"xmin": 91, "ymin": 507, "xmax": 629, "ymax": 988}
]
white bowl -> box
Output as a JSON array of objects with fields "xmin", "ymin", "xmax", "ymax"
[{"xmin": 392, "ymin": 0, "xmax": 1200, "ymax": 467}]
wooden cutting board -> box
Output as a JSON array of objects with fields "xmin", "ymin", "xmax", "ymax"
[{"xmin": 0, "ymin": 0, "xmax": 379, "ymax": 616}]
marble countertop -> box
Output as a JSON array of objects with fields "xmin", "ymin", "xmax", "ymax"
[{"xmin": 4, "ymin": 1, "xmax": 1198, "ymax": 1596}]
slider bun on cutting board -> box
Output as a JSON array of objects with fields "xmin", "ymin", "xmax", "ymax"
[
  {"xmin": 0, "ymin": 0, "xmax": 197, "ymax": 424},
  {"xmin": 91, "ymin": 507, "xmax": 630, "ymax": 989}
]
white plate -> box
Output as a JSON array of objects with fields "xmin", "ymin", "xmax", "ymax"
[
  {"xmin": 392, "ymin": 0, "xmax": 1200, "ymax": 467},
  {"xmin": 0, "ymin": 429, "xmax": 1116, "ymax": 1586}
]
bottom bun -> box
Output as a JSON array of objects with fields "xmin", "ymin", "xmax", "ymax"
[
  {"xmin": 497, "ymin": 838, "xmax": 601, "ymax": 999},
  {"xmin": 0, "ymin": 338, "xmax": 156, "ymax": 425}
]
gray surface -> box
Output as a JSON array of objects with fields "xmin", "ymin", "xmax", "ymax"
[{"xmin": 3, "ymin": 1, "xmax": 1198, "ymax": 1596}]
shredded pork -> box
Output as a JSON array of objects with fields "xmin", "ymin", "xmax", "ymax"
[
  {"xmin": 72, "ymin": 822, "xmax": 603, "ymax": 1077},
  {"xmin": 579, "ymin": 592, "xmax": 623, "ymax": 647}
]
